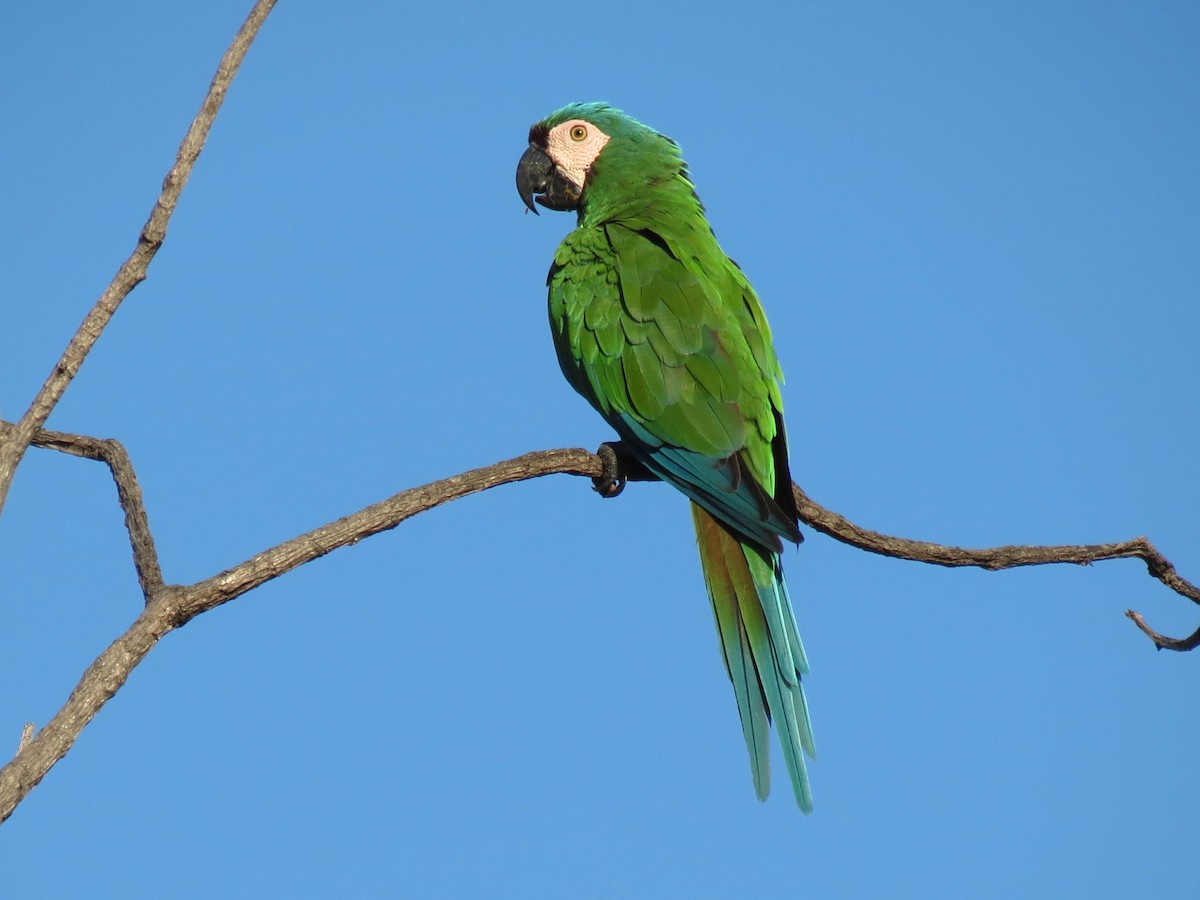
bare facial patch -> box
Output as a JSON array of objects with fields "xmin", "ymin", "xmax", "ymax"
[{"xmin": 544, "ymin": 119, "xmax": 611, "ymax": 190}]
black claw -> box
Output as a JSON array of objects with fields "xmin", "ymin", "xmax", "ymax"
[{"xmin": 592, "ymin": 443, "xmax": 626, "ymax": 498}]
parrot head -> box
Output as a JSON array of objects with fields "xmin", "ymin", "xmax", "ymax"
[{"xmin": 516, "ymin": 103, "xmax": 680, "ymax": 215}]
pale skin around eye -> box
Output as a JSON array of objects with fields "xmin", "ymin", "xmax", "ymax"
[{"xmin": 544, "ymin": 119, "xmax": 611, "ymax": 189}]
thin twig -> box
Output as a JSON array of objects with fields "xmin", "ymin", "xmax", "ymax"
[
  {"xmin": 0, "ymin": 0, "xmax": 277, "ymax": 518},
  {"xmin": 791, "ymin": 484, "xmax": 1200, "ymax": 610},
  {"xmin": 1125, "ymin": 612, "xmax": 1200, "ymax": 651},
  {"xmin": 2, "ymin": 422, "xmax": 164, "ymax": 598}
]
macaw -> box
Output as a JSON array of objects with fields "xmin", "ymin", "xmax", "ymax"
[{"xmin": 516, "ymin": 103, "xmax": 815, "ymax": 811}]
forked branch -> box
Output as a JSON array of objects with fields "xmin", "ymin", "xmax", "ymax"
[
  {"xmin": 0, "ymin": 427, "xmax": 1195, "ymax": 825},
  {"xmin": 0, "ymin": 0, "xmax": 278, "ymax": 518},
  {"xmin": 790, "ymin": 484, "xmax": 1200, "ymax": 651}
]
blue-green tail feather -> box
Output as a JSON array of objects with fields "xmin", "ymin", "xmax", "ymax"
[{"xmin": 692, "ymin": 502, "xmax": 814, "ymax": 811}]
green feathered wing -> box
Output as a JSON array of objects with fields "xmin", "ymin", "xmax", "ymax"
[{"xmin": 548, "ymin": 212, "xmax": 816, "ymax": 810}]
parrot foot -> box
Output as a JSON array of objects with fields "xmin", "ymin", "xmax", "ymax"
[
  {"xmin": 592, "ymin": 442, "xmax": 655, "ymax": 499},
  {"xmin": 593, "ymin": 443, "xmax": 627, "ymax": 498}
]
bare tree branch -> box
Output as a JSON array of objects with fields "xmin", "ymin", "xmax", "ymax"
[
  {"xmin": 5, "ymin": 423, "xmax": 165, "ymax": 598},
  {"xmin": 2, "ymin": 0, "xmax": 1193, "ymax": 834},
  {"xmin": 0, "ymin": 0, "xmax": 277, "ymax": 518},
  {"xmin": 0, "ymin": 596, "xmax": 179, "ymax": 826},
  {"xmin": 1, "ymin": 427, "xmax": 1195, "ymax": 824},
  {"xmin": 790, "ymin": 484, "xmax": 1200, "ymax": 624},
  {"xmin": 1124, "ymin": 612, "xmax": 1200, "ymax": 652},
  {"xmin": 0, "ymin": 442, "xmax": 596, "ymax": 823}
]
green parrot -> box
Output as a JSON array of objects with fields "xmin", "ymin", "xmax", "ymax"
[{"xmin": 516, "ymin": 103, "xmax": 815, "ymax": 811}]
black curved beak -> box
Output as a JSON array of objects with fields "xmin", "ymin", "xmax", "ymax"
[{"xmin": 516, "ymin": 143, "xmax": 581, "ymax": 214}]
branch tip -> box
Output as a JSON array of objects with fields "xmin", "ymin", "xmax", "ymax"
[{"xmin": 1125, "ymin": 609, "xmax": 1200, "ymax": 652}]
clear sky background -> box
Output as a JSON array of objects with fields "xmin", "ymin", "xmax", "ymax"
[{"xmin": 2, "ymin": 2, "xmax": 1197, "ymax": 896}]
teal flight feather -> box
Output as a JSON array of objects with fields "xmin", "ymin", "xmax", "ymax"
[{"xmin": 517, "ymin": 103, "xmax": 815, "ymax": 810}]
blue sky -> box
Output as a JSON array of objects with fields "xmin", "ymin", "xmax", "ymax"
[{"xmin": 2, "ymin": 1, "xmax": 1197, "ymax": 896}]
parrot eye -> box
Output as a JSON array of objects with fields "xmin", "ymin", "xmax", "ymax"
[{"xmin": 569, "ymin": 124, "xmax": 588, "ymax": 141}]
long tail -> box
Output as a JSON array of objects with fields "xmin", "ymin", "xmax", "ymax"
[{"xmin": 691, "ymin": 502, "xmax": 816, "ymax": 812}]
